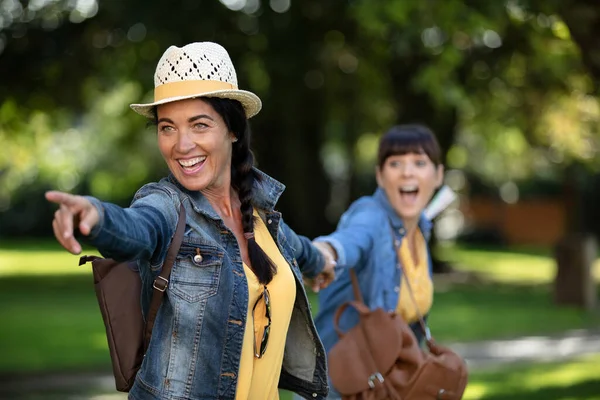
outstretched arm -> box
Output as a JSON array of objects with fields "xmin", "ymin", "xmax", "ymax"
[
  {"xmin": 313, "ymin": 199, "xmax": 385, "ymax": 271},
  {"xmin": 45, "ymin": 184, "xmax": 179, "ymax": 265},
  {"xmin": 279, "ymin": 220, "xmax": 336, "ymax": 291}
]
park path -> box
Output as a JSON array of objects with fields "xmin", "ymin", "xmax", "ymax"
[{"xmin": 2, "ymin": 328, "xmax": 600, "ymax": 399}]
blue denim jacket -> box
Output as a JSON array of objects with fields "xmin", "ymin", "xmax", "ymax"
[
  {"xmin": 313, "ymin": 188, "xmax": 433, "ymax": 395},
  {"xmin": 85, "ymin": 169, "xmax": 329, "ymax": 400}
]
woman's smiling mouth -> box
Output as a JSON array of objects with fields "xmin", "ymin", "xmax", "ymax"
[{"xmin": 177, "ymin": 156, "xmax": 207, "ymax": 174}]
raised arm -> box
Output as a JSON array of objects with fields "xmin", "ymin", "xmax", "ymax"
[{"xmin": 313, "ymin": 198, "xmax": 385, "ymax": 271}]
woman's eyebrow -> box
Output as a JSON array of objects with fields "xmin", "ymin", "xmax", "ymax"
[{"xmin": 188, "ymin": 114, "xmax": 214, "ymax": 123}]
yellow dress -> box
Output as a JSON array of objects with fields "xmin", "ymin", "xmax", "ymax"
[
  {"xmin": 395, "ymin": 229, "xmax": 434, "ymax": 323},
  {"xmin": 235, "ymin": 211, "xmax": 297, "ymax": 400}
]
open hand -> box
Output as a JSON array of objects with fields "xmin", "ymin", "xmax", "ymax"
[{"xmin": 45, "ymin": 191, "xmax": 99, "ymax": 254}]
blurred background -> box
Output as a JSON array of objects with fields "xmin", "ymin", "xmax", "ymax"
[{"xmin": 1, "ymin": 0, "xmax": 600, "ymax": 399}]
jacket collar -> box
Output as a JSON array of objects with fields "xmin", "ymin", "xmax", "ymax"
[
  {"xmin": 166, "ymin": 167, "xmax": 285, "ymax": 220},
  {"xmin": 373, "ymin": 187, "xmax": 433, "ymax": 240}
]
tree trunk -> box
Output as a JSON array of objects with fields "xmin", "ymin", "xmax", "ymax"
[{"xmin": 553, "ymin": 164, "xmax": 597, "ymax": 309}]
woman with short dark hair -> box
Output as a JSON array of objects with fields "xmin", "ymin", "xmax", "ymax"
[{"xmin": 311, "ymin": 124, "xmax": 444, "ymax": 399}]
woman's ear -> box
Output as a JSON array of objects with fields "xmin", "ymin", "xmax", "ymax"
[
  {"xmin": 435, "ymin": 164, "xmax": 445, "ymax": 188},
  {"xmin": 375, "ymin": 166, "xmax": 383, "ymax": 187}
]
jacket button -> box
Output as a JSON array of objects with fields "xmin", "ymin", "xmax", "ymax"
[
  {"xmin": 312, "ymin": 394, "xmax": 317, "ymax": 398},
  {"xmin": 267, "ymin": 219, "xmax": 273, "ymax": 224},
  {"xmin": 398, "ymin": 228, "xmax": 406, "ymax": 235},
  {"xmin": 193, "ymin": 248, "xmax": 203, "ymax": 264},
  {"xmin": 394, "ymin": 286, "xmax": 400, "ymax": 292}
]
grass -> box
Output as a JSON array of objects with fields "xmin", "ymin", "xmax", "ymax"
[
  {"xmin": 1, "ymin": 238, "xmax": 600, "ymax": 400},
  {"xmin": 429, "ymin": 283, "xmax": 600, "ymax": 342},
  {"xmin": 463, "ymin": 354, "xmax": 600, "ymax": 400},
  {"xmin": 0, "ymin": 240, "xmax": 110, "ymax": 372},
  {"xmin": 439, "ymin": 244, "xmax": 600, "ymax": 285},
  {"xmin": 428, "ymin": 244, "xmax": 600, "ymax": 341}
]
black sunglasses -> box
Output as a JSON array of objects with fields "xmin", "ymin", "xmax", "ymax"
[{"xmin": 252, "ymin": 285, "xmax": 271, "ymax": 358}]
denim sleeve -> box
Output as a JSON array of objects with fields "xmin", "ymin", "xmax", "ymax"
[
  {"xmin": 313, "ymin": 200, "xmax": 386, "ymax": 270},
  {"xmin": 85, "ymin": 183, "xmax": 180, "ymax": 266},
  {"xmin": 279, "ymin": 219, "xmax": 325, "ymax": 278}
]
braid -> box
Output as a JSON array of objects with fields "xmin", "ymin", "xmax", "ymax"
[{"xmin": 204, "ymin": 97, "xmax": 277, "ymax": 284}]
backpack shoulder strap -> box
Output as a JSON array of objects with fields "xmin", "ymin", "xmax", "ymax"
[
  {"xmin": 143, "ymin": 202, "xmax": 186, "ymax": 350},
  {"xmin": 349, "ymin": 268, "xmax": 365, "ymax": 304}
]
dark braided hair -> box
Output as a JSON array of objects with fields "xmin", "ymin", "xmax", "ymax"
[{"xmin": 202, "ymin": 97, "xmax": 277, "ymax": 284}]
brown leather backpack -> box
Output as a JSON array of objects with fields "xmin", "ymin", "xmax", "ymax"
[
  {"xmin": 328, "ymin": 242, "xmax": 468, "ymax": 399},
  {"xmin": 78, "ymin": 204, "xmax": 186, "ymax": 392}
]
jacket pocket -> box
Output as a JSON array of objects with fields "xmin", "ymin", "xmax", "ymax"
[{"xmin": 169, "ymin": 242, "xmax": 222, "ymax": 303}]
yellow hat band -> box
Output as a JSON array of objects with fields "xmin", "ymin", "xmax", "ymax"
[{"xmin": 154, "ymin": 80, "xmax": 237, "ymax": 102}]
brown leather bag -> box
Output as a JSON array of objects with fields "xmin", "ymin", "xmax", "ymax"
[
  {"xmin": 78, "ymin": 204, "xmax": 186, "ymax": 392},
  {"xmin": 328, "ymin": 236, "xmax": 468, "ymax": 399}
]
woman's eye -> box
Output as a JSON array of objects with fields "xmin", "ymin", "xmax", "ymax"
[
  {"xmin": 389, "ymin": 161, "xmax": 401, "ymax": 168},
  {"xmin": 415, "ymin": 159, "xmax": 428, "ymax": 167},
  {"xmin": 193, "ymin": 122, "xmax": 208, "ymax": 130},
  {"xmin": 159, "ymin": 125, "xmax": 175, "ymax": 133}
]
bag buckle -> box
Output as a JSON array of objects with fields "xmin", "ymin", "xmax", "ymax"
[
  {"xmin": 437, "ymin": 388, "xmax": 446, "ymax": 399},
  {"xmin": 153, "ymin": 276, "xmax": 169, "ymax": 292},
  {"xmin": 367, "ymin": 372, "xmax": 384, "ymax": 389}
]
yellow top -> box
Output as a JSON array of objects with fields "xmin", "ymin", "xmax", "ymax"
[
  {"xmin": 235, "ymin": 211, "xmax": 297, "ymax": 400},
  {"xmin": 395, "ymin": 229, "xmax": 434, "ymax": 324}
]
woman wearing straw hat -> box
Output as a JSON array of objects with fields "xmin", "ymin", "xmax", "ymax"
[{"xmin": 46, "ymin": 42, "xmax": 334, "ymax": 400}]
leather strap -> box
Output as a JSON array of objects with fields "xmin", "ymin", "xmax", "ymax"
[
  {"xmin": 333, "ymin": 300, "xmax": 371, "ymax": 338},
  {"xmin": 349, "ymin": 267, "xmax": 364, "ymax": 304},
  {"xmin": 143, "ymin": 203, "xmax": 186, "ymax": 350}
]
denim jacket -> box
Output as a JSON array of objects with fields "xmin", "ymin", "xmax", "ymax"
[
  {"xmin": 313, "ymin": 187, "xmax": 433, "ymax": 393},
  {"xmin": 85, "ymin": 169, "xmax": 329, "ymax": 400}
]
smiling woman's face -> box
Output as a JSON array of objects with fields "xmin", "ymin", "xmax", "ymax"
[
  {"xmin": 156, "ymin": 98, "xmax": 235, "ymax": 192},
  {"xmin": 376, "ymin": 151, "xmax": 443, "ymax": 225}
]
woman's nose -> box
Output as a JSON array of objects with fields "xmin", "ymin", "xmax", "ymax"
[
  {"xmin": 175, "ymin": 131, "xmax": 195, "ymax": 153},
  {"xmin": 400, "ymin": 163, "xmax": 415, "ymax": 176}
]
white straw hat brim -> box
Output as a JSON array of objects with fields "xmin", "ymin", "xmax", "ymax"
[{"xmin": 130, "ymin": 89, "xmax": 262, "ymax": 120}]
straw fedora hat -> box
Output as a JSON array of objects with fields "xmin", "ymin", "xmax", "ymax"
[{"xmin": 130, "ymin": 42, "xmax": 262, "ymax": 119}]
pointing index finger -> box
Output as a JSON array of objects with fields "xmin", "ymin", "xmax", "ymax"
[{"xmin": 45, "ymin": 191, "xmax": 79, "ymax": 207}]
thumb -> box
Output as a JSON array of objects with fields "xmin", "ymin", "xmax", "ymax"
[
  {"xmin": 78, "ymin": 207, "xmax": 99, "ymax": 236},
  {"xmin": 312, "ymin": 276, "xmax": 323, "ymax": 293}
]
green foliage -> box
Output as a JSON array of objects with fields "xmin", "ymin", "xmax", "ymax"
[{"xmin": 2, "ymin": 0, "xmax": 600, "ymax": 234}]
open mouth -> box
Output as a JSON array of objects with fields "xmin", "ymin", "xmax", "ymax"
[
  {"xmin": 399, "ymin": 185, "xmax": 419, "ymax": 204},
  {"xmin": 177, "ymin": 156, "xmax": 206, "ymax": 174}
]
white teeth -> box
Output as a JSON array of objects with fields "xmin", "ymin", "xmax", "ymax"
[
  {"xmin": 178, "ymin": 156, "xmax": 206, "ymax": 167},
  {"xmin": 400, "ymin": 185, "xmax": 418, "ymax": 191}
]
